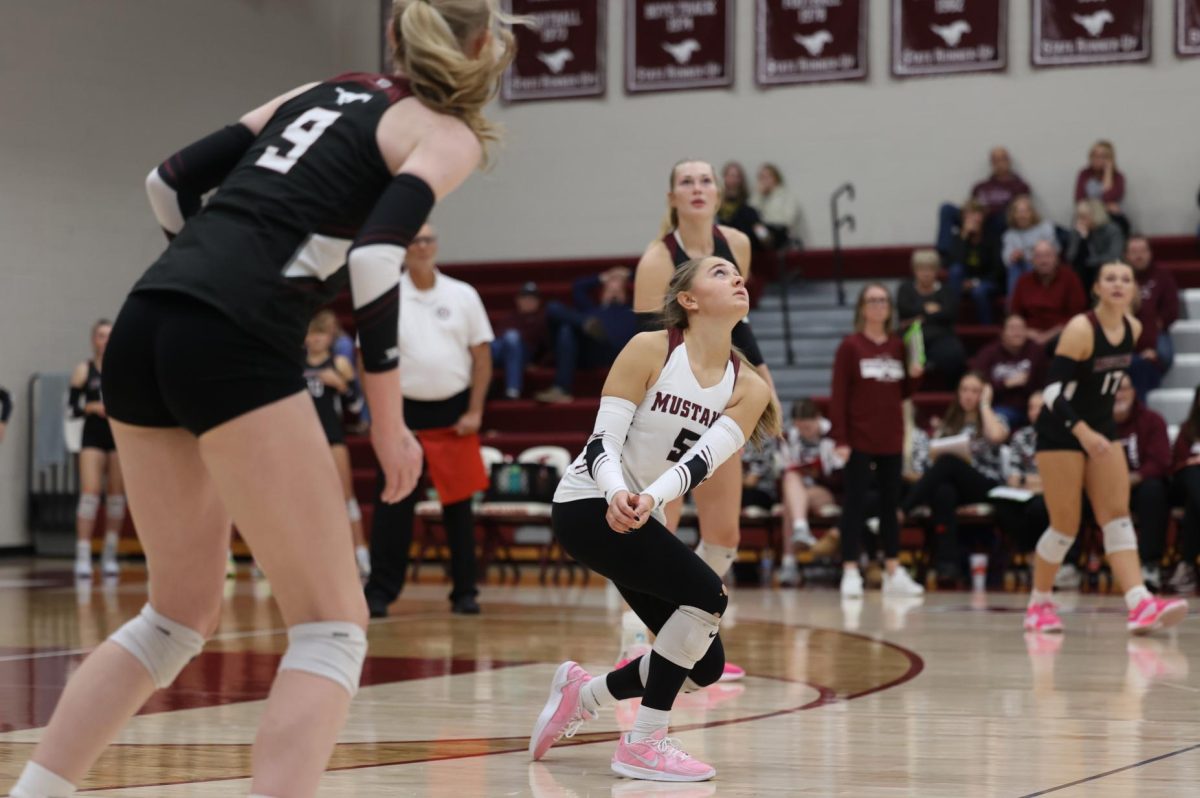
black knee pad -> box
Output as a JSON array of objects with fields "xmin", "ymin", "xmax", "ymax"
[{"xmin": 686, "ymin": 636, "xmax": 726, "ymax": 688}]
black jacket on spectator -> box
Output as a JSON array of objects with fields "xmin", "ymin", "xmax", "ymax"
[
  {"xmin": 897, "ymin": 281, "xmax": 960, "ymax": 342},
  {"xmin": 946, "ymin": 230, "xmax": 1004, "ymax": 288}
]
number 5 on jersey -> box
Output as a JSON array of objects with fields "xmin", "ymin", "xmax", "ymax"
[
  {"xmin": 256, "ymin": 107, "xmax": 342, "ymax": 175},
  {"xmin": 667, "ymin": 428, "xmax": 702, "ymax": 462}
]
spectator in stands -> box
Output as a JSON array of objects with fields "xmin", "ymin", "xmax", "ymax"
[
  {"xmin": 1168, "ymin": 386, "xmax": 1200, "ymax": 595},
  {"xmin": 937, "ymin": 146, "xmax": 1031, "ymax": 255},
  {"xmin": 777, "ymin": 398, "xmax": 841, "ymax": 586},
  {"xmin": 1075, "ymin": 139, "xmax": 1128, "ymax": 235},
  {"xmin": 897, "ymin": 248, "xmax": 966, "ymax": 386},
  {"xmin": 750, "ymin": 163, "xmax": 799, "ymax": 248},
  {"xmin": 536, "ymin": 267, "xmax": 637, "ymax": 404},
  {"xmin": 1127, "ymin": 236, "xmax": 1179, "ymax": 400},
  {"xmin": 946, "ymin": 199, "xmax": 1003, "ymax": 324},
  {"xmin": 742, "ymin": 437, "xmax": 780, "ymax": 512},
  {"xmin": 1065, "ymin": 199, "xmax": 1125, "ymax": 288},
  {"xmin": 366, "ymin": 223, "xmax": 493, "ymax": 617},
  {"xmin": 0, "ymin": 386, "xmax": 10, "ymax": 444},
  {"xmin": 1010, "ymin": 240, "xmax": 1087, "ymax": 347},
  {"xmin": 901, "ymin": 372, "xmax": 1009, "ymax": 584},
  {"xmin": 719, "ymin": 161, "xmax": 768, "ymax": 250},
  {"xmin": 969, "ymin": 314, "xmax": 1045, "ymax": 428},
  {"xmin": 1112, "ymin": 376, "xmax": 1172, "ymax": 591},
  {"xmin": 491, "ymin": 281, "xmax": 547, "ymax": 399},
  {"xmin": 1001, "ymin": 195, "xmax": 1058, "ymax": 298},
  {"xmin": 996, "ymin": 391, "xmax": 1049, "ymax": 545}
]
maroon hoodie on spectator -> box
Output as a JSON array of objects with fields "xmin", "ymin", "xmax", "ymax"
[
  {"xmin": 970, "ymin": 339, "xmax": 1045, "ymax": 414},
  {"xmin": 1135, "ymin": 261, "xmax": 1180, "ymax": 349},
  {"xmin": 1116, "ymin": 400, "xmax": 1171, "ymax": 479},
  {"xmin": 830, "ymin": 333, "xmax": 914, "ymax": 455},
  {"xmin": 972, "ymin": 174, "xmax": 1030, "ymax": 219},
  {"xmin": 1171, "ymin": 423, "xmax": 1200, "ymax": 474}
]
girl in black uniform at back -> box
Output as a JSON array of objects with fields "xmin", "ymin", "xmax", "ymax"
[
  {"xmin": 69, "ymin": 319, "xmax": 125, "ymax": 580},
  {"xmin": 9, "ymin": 3, "xmax": 519, "ymax": 797},
  {"xmin": 1024, "ymin": 261, "xmax": 1188, "ymax": 636},
  {"xmin": 305, "ymin": 310, "xmax": 370, "ymax": 580}
]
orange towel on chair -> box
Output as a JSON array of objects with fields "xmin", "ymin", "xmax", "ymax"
[{"xmin": 414, "ymin": 427, "xmax": 490, "ymax": 505}]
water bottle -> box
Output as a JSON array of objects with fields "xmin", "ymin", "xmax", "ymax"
[{"xmin": 759, "ymin": 549, "xmax": 774, "ymax": 586}]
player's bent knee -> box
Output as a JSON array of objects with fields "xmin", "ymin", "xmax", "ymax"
[
  {"xmin": 278, "ymin": 621, "xmax": 368, "ymax": 697},
  {"xmin": 109, "ymin": 603, "xmax": 207, "ymax": 689}
]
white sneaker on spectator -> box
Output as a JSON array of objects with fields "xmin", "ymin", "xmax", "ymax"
[
  {"xmin": 883, "ymin": 567, "xmax": 924, "ymax": 597},
  {"xmin": 840, "ymin": 567, "xmax": 864, "ymax": 598},
  {"xmin": 778, "ymin": 559, "xmax": 800, "ymax": 587},
  {"xmin": 791, "ymin": 521, "xmax": 817, "ymax": 550},
  {"xmin": 1167, "ymin": 561, "xmax": 1197, "ymax": 595},
  {"xmin": 1054, "ymin": 564, "xmax": 1081, "ymax": 591}
]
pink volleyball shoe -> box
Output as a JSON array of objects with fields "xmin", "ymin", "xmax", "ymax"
[
  {"xmin": 529, "ymin": 661, "xmax": 596, "ymax": 761},
  {"xmin": 718, "ymin": 662, "xmax": 745, "ymax": 682},
  {"xmin": 1127, "ymin": 596, "xmax": 1188, "ymax": 635},
  {"xmin": 611, "ymin": 729, "xmax": 716, "ymax": 782},
  {"xmin": 1023, "ymin": 602, "xmax": 1063, "ymax": 633}
]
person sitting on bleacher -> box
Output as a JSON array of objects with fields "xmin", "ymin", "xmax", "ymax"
[
  {"xmin": 1127, "ymin": 236, "xmax": 1179, "ymax": 400},
  {"xmin": 491, "ymin": 281, "xmax": 548, "ymax": 400},
  {"xmin": 1001, "ymin": 195, "xmax": 1057, "ymax": 298},
  {"xmin": 945, "ymin": 199, "xmax": 1004, "ymax": 324},
  {"xmin": 777, "ymin": 398, "xmax": 842, "ymax": 586},
  {"xmin": 719, "ymin": 161, "xmax": 769, "ymax": 251},
  {"xmin": 994, "ymin": 392, "xmax": 1052, "ymax": 556},
  {"xmin": 1065, "ymin": 199, "xmax": 1125, "ymax": 289},
  {"xmin": 969, "ymin": 314, "xmax": 1046, "ymax": 429},
  {"xmin": 937, "ymin": 146, "xmax": 1031, "ymax": 256},
  {"xmin": 1075, "ymin": 139, "xmax": 1129, "ymax": 236},
  {"xmin": 750, "ymin": 163, "xmax": 800, "ymax": 249},
  {"xmin": 742, "ymin": 435, "xmax": 780, "ymax": 514},
  {"xmin": 897, "ymin": 248, "xmax": 966, "ymax": 387},
  {"xmin": 536, "ymin": 267, "xmax": 636, "ymax": 404},
  {"xmin": 1113, "ymin": 375, "xmax": 1172, "ymax": 592},
  {"xmin": 1010, "ymin": 239, "xmax": 1087, "ymax": 348},
  {"xmin": 901, "ymin": 371, "xmax": 1009, "ymax": 586},
  {"xmin": 1168, "ymin": 386, "xmax": 1200, "ymax": 595}
]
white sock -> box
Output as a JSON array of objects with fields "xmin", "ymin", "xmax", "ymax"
[
  {"xmin": 102, "ymin": 531, "xmax": 119, "ymax": 552},
  {"xmin": 581, "ymin": 673, "xmax": 615, "ymax": 715},
  {"xmin": 75, "ymin": 541, "xmax": 90, "ymax": 558},
  {"xmin": 1125, "ymin": 585, "xmax": 1153, "ymax": 611},
  {"xmin": 695, "ymin": 541, "xmax": 736, "ymax": 579},
  {"xmin": 1029, "ymin": 589, "xmax": 1053, "ymax": 608},
  {"xmin": 11, "ymin": 761, "xmax": 76, "ymax": 797},
  {"xmin": 781, "ymin": 554, "xmax": 797, "ymax": 567},
  {"xmin": 793, "ymin": 519, "xmax": 811, "ymax": 536},
  {"xmin": 629, "ymin": 705, "xmax": 670, "ymax": 742}
]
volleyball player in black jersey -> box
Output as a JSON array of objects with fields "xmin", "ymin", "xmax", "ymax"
[
  {"xmin": 622, "ymin": 160, "xmax": 777, "ymax": 681},
  {"xmin": 68, "ymin": 320, "xmax": 125, "ymax": 579},
  {"xmin": 1024, "ymin": 261, "xmax": 1188, "ymax": 636},
  {"xmin": 305, "ymin": 310, "xmax": 371, "ymax": 579},
  {"xmin": 10, "ymin": 3, "xmax": 519, "ymax": 797}
]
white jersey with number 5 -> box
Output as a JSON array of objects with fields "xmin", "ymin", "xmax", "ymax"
[{"xmin": 554, "ymin": 328, "xmax": 740, "ymax": 521}]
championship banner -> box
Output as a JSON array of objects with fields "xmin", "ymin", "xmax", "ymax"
[
  {"xmin": 755, "ymin": 0, "xmax": 868, "ymax": 86},
  {"xmin": 1032, "ymin": 0, "xmax": 1151, "ymax": 67},
  {"xmin": 502, "ymin": 1, "xmax": 606, "ymax": 102},
  {"xmin": 1179, "ymin": 0, "xmax": 1200, "ymax": 57},
  {"xmin": 625, "ymin": 0, "xmax": 733, "ymax": 93},
  {"xmin": 891, "ymin": 0, "xmax": 1007, "ymax": 78}
]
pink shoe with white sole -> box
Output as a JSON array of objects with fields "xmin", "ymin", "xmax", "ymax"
[
  {"xmin": 529, "ymin": 661, "xmax": 596, "ymax": 760},
  {"xmin": 611, "ymin": 729, "xmax": 716, "ymax": 782},
  {"xmin": 1127, "ymin": 596, "xmax": 1188, "ymax": 635}
]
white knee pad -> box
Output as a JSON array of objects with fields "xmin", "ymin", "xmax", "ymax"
[
  {"xmin": 346, "ymin": 498, "xmax": 362, "ymax": 523},
  {"xmin": 695, "ymin": 541, "xmax": 736, "ymax": 580},
  {"xmin": 109, "ymin": 604, "xmax": 206, "ymax": 690},
  {"xmin": 652, "ymin": 605, "xmax": 720, "ymax": 670},
  {"xmin": 1035, "ymin": 528, "xmax": 1075, "ymax": 564},
  {"xmin": 278, "ymin": 621, "xmax": 367, "ymax": 697},
  {"xmin": 1103, "ymin": 517, "xmax": 1138, "ymax": 554},
  {"xmin": 77, "ymin": 493, "xmax": 100, "ymax": 520},
  {"xmin": 105, "ymin": 494, "xmax": 127, "ymax": 521}
]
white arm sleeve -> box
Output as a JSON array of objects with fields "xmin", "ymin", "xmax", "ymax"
[
  {"xmin": 643, "ymin": 415, "xmax": 746, "ymax": 510},
  {"xmin": 583, "ymin": 397, "xmax": 637, "ymax": 503},
  {"xmin": 145, "ymin": 168, "xmax": 186, "ymax": 235}
]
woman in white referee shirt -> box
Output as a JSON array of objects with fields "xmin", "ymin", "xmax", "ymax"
[{"xmin": 364, "ymin": 224, "xmax": 493, "ymax": 617}]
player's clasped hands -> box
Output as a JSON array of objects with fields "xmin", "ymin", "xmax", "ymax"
[{"xmin": 607, "ymin": 491, "xmax": 654, "ymax": 534}]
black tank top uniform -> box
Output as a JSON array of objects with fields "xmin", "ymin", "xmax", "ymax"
[
  {"xmin": 1036, "ymin": 311, "xmax": 1134, "ymax": 452},
  {"xmin": 659, "ymin": 227, "xmax": 765, "ymax": 367},
  {"xmin": 305, "ymin": 355, "xmax": 345, "ymax": 445},
  {"xmin": 80, "ymin": 361, "xmax": 115, "ymax": 452}
]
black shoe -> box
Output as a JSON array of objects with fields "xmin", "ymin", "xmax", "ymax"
[
  {"xmin": 367, "ymin": 596, "xmax": 390, "ymax": 619},
  {"xmin": 452, "ymin": 595, "xmax": 481, "ymax": 615}
]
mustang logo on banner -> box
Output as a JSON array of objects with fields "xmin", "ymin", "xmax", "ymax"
[
  {"xmin": 502, "ymin": 1, "xmax": 606, "ymax": 102},
  {"xmin": 892, "ymin": 0, "xmax": 1007, "ymax": 78},
  {"xmin": 755, "ymin": 0, "xmax": 868, "ymax": 86},
  {"xmin": 1179, "ymin": 0, "xmax": 1200, "ymax": 57},
  {"xmin": 1032, "ymin": 0, "xmax": 1151, "ymax": 67},
  {"xmin": 626, "ymin": 0, "xmax": 733, "ymax": 93}
]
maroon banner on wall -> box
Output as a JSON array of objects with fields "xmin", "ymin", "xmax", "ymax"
[
  {"xmin": 755, "ymin": 0, "xmax": 868, "ymax": 86},
  {"xmin": 502, "ymin": 1, "xmax": 606, "ymax": 102},
  {"xmin": 1032, "ymin": 0, "xmax": 1151, "ymax": 67},
  {"xmin": 892, "ymin": 0, "xmax": 1007, "ymax": 78},
  {"xmin": 1179, "ymin": 0, "xmax": 1200, "ymax": 56},
  {"xmin": 625, "ymin": 0, "xmax": 733, "ymax": 93}
]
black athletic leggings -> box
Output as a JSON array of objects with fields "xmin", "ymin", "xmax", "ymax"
[
  {"xmin": 841, "ymin": 451, "xmax": 902, "ymax": 562},
  {"xmin": 902, "ymin": 455, "xmax": 999, "ymax": 566},
  {"xmin": 1177, "ymin": 467, "xmax": 1200, "ymax": 564},
  {"xmin": 553, "ymin": 499, "xmax": 727, "ymax": 710}
]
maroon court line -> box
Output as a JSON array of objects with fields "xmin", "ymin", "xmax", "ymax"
[{"xmin": 1019, "ymin": 742, "xmax": 1200, "ymax": 796}]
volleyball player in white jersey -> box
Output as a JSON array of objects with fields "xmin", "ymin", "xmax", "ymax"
[{"xmin": 530, "ymin": 256, "xmax": 778, "ymax": 782}]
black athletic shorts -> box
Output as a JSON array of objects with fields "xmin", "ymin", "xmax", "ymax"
[
  {"xmin": 1034, "ymin": 416, "xmax": 1117, "ymax": 454},
  {"xmin": 80, "ymin": 416, "xmax": 115, "ymax": 452},
  {"xmin": 103, "ymin": 291, "xmax": 305, "ymax": 436}
]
